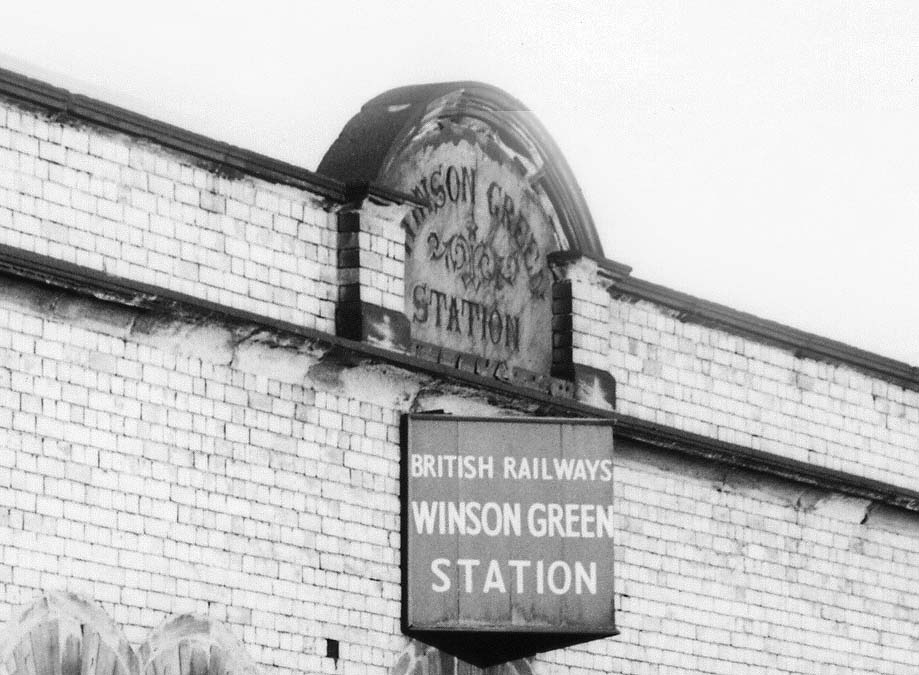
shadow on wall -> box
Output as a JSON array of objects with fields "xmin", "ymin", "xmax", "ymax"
[{"xmin": 0, "ymin": 592, "xmax": 258, "ymax": 675}]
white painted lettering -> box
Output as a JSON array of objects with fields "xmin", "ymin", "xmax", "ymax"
[
  {"xmin": 527, "ymin": 503, "xmax": 546, "ymax": 537},
  {"xmin": 547, "ymin": 561, "xmax": 571, "ymax": 594},
  {"xmin": 456, "ymin": 558, "xmax": 480, "ymax": 593},
  {"xmin": 412, "ymin": 500, "xmax": 437, "ymax": 534},
  {"xmin": 482, "ymin": 560, "xmax": 506, "ymax": 593},
  {"xmin": 431, "ymin": 558, "xmax": 451, "ymax": 592},
  {"xmin": 574, "ymin": 561, "xmax": 597, "ymax": 595},
  {"xmin": 507, "ymin": 559, "xmax": 530, "ymax": 593}
]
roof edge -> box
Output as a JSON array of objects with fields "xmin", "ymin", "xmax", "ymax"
[
  {"xmin": 614, "ymin": 274, "xmax": 919, "ymax": 391},
  {"xmin": 1, "ymin": 64, "xmax": 913, "ymax": 390},
  {"xmin": 0, "ymin": 65, "xmax": 415, "ymax": 206}
]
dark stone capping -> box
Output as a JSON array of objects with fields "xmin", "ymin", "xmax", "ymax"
[
  {"xmin": 0, "ymin": 66, "xmax": 416, "ymax": 207},
  {"xmin": 336, "ymin": 248, "xmax": 360, "ymax": 270},
  {"xmin": 612, "ymin": 275, "xmax": 919, "ymax": 393},
  {"xmin": 551, "ymin": 278, "xmax": 574, "ymax": 378},
  {"xmin": 336, "ymin": 211, "xmax": 362, "ymax": 233},
  {"xmin": 0, "ymin": 241, "xmax": 918, "ymax": 515}
]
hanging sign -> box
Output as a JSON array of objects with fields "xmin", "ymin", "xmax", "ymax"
[{"xmin": 403, "ymin": 415, "xmax": 616, "ymax": 634}]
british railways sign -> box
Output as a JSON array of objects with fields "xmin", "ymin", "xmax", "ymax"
[{"xmin": 402, "ymin": 415, "xmax": 616, "ymax": 634}]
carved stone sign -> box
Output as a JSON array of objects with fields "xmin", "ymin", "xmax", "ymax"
[
  {"xmin": 385, "ymin": 125, "xmax": 562, "ymax": 373},
  {"xmin": 403, "ymin": 415, "xmax": 617, "ymax": 635},
  {"xmin": 319, "ymin": 83, "xmax": 607, "ymax": 378}
]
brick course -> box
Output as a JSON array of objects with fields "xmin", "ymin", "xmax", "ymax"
[
  {"xmin": 0, "ymin": 100, "xmax": 339, "ymax": 332},
  {"xmin": 0, "ymin": 87, "xmax": 917, "ymax": 675},
  {"xmin": 0, "ymin": 279, "xmax": 916, "ymax": 674},
  {"xmin": 607, "ymin": 297, "xmax": 919, "ymax": 493}
]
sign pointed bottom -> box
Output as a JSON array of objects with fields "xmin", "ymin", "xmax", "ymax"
[{"xmin": 405, "ymin": 629, "xmax": 619, "ymax": 668}]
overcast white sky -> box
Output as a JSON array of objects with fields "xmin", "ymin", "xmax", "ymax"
[{"xmin": 1, "ymin": 1, "xmax": 917, "ymax": 365}]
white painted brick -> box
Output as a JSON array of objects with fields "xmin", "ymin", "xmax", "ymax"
[
  {"xmin": 0, "ymin": 94, "xmax": 917, "ymax": 675},
  {"xmin": 608, "ymin": 296, "xmax": 919, "ymax": 493}
]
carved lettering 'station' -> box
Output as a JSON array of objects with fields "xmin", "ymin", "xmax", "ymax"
[
  {"xmin": 392, "ymin": 138, "xmax": 560, "ymax": 372},
  {"xmin": 411, "ymin": 284, "xmax": 521, "ymax": 352}
]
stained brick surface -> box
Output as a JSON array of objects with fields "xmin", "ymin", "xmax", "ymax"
[
  {"xmin": 0, "ymin": 93, "xmax": 917, "ymax": 675},
  {"xmin": 0, "ymin": 280, "xmax": 917, "ymax": 674},
  {"xmin": 0, "ymin": 100, "xmax": 339, "ymax": 331},
  {"xmin": 607, "ymin": 298, "xmax": 919, "ymax": 492}
]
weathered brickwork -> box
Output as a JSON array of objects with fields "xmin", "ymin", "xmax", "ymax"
[
  {"xmin": 0, "ymin": 280, "xmax": 406, "ymax": 674},
  {"xmin": 1, "ymin": 76, "xmax": 918, "ymax": 675},
  {"xmin": 0, "ymin": 98, "xmax": 340, "ymax": 331},
  {"xmin": 337, "ymin": 202, "xmax": 406, "ymax": 315},
  {"xmin": 0, "ymin": 279, "xmax": 917, "ymax": 675},
  {"xmin": 551, "ymin": 257, "xmax": 614, "ymax": 373},
  {"xmin": 3, "ymin": 91, "xmax": 916, "ymax": 498},
  {"xmin": 607, "ymin": 297, "xmax": 919, "ymax": 493},
  {"xmin": 539, "ymin": 450, "xmax": 919, "ymax": 674}
]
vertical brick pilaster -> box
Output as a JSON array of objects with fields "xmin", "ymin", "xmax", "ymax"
[
  {"xmin": 334, "ymin": 196, "xmax": 411, "ymax": 351},
  {"xmin": 549, "ymin": 252, "xmax": 623, "ymax": 410}
]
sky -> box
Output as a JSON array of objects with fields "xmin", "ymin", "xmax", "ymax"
[{"xmin": 1, "ymin": 1, "xmax": 917, "ymax": 365}]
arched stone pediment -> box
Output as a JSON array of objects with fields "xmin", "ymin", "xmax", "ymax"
[
  {"xmin": 321, "ymin": 83, "xmax": 605, "ymax": 374},
  {"xmin": 319, "ymin": 82, "xmax": 603, "ymax": 258}
]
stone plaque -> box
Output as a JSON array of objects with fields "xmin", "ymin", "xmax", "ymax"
[
  {"xmin": 319, "ymin": 83, "xmax": 607, "ymax": 377},
  {"xmin": 384, "ymin": 123, "xmax": 562, "ymax": 373}
]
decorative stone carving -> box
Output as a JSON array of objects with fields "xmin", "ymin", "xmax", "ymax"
[{"xmin": 320, "ymin": 82, "xmax": 607, "ymax": 379}]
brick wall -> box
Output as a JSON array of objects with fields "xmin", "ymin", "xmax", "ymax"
[
  {"xmin": 0, "ymin": 277, "xmax": 917, "ymax": 675},
  {"xmin": 5, "ymin": 90, "xmax": 915, "ymax": 497},
  {"xmin": 0, "ymin": 99, "xmax": 340, "ymax": 331},
  {"xmin": 1, "ymin": 93, "xmax": 916, "ymax": 501},
  {"xmin": 606, "ymin": 297, "xmax": 919, "ymax": 493},
  {"xmin": 0, "ymin": 278, "xmax": 406, "ymax": 673},
  {"xmin": 1, "ymin": 84, "xmax": 918, "ymax": 675},
  {"xmin": 540, "ymin": 446, "xmax": 919, "ymax": 674}
]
